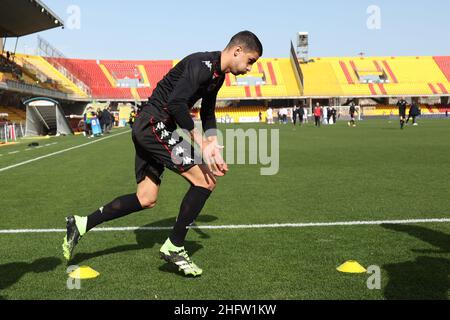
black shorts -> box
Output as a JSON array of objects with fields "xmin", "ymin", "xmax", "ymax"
[{"xmin": 132, "ymin": 105, "xmax": 201, "ymax": 185}]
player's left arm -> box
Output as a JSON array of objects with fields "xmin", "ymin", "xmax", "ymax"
[
  {"xmin": 200, "ymin": 90, "xmax": 219, "ymax": 138},
  {"xmin": 200, "ymin": 80, "xmax": 228, "ymax": 175}
]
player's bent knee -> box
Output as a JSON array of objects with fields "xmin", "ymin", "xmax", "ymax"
[
  {"xmin": 195, "ymin": 179, "xmax": 216, "ymax": 191},
  {"xmin": 205, "ymin": 181, "xmax": 217, "ymax": 191},
  {"xmin": 141, "ymin": 198, "xmax": 158, "ymax": 209},
  {"xmin": 136, "ymin": 194, "xmax": 158, "ymax": 209}
]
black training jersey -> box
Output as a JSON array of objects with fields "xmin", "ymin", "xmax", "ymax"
[
  {"xmin": 397, "ymin": 100, "xmax": 407, "ymax": 115},
  {"xmin": 146, "ymin": 51, "xmax": 225, "ymax": 135}
]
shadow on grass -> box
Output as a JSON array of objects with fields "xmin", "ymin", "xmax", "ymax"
[
  {"xmin": 0, "ymin": 257, "xmax": 62, "ymax": 299},
  {"xmin": 381, "ymin": 224, "xmax": 450, "ymax": 300},
  {"xmin": 70, "ymin": 215, "xmax": 218, "ymax": 269}
]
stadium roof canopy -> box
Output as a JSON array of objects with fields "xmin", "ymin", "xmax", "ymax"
[{"xmin": 0, "ymin": 0, "xmax": 64, "ymax": 37}]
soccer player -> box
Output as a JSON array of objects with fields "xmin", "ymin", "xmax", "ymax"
[
  {"xmin": 348, "ymin": 102, "xmax": 357, "ymax": 127},
  {"xmin": 397, "ymin": 97, "xmax": 408, "ymax": 129},
  {"xmin": 298, "ymin": 104, "xmax": 305, "ymax": 126},
  {"xmin": 292, "ymin": 105, "xmax": 299, "ymax": 127},
  {"xmin": 62, "ymin": 31, "xmax": 263, "ymax": 277},
  {"xmin": 406, "ymin": 101, "xmax": 420, "ymax": 126}
]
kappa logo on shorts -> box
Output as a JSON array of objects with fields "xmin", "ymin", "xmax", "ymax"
[
  {"xmin": 174, "ymin": 146, "xmax": 185, "ymax": 156},
  {"xmin": 156, "ymin": 122, "xmax": 165, "ymax": 131},
  {"xmin": 168, "ymin": 138, "xmax": 177, "ymax": 146},
  {"xmin": 160, "ymin": 130, "xmax": 170, "ymax": 139},
  {"xmin": 182, "ymin": 156, "xmax": 194, "ymax": 165}
]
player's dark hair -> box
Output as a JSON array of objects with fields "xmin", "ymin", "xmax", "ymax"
[{"xmin": 226, "ymin": 31, "xmax": 263, "ymax": 56}]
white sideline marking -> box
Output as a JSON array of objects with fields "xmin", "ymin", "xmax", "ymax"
[
  {"xmin": 0, "ymin": 130, "xmax": 131, "ymax": 173},
  {"xmin": 0, "ymin": 218, "xmax": 449, "ymax": 234},
  {"xmin": 8, "ymin": 151, "xmax": 19, "ymax": 155}
]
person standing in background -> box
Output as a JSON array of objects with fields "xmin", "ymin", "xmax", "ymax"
[
  {"xmin": 397, "ymin": 97, "xmax": 408, "ymax": 130},
  {"xmin": 327, "ymin": 107, "xmax": 332, "ymax": 124},
  {"xmin": 298, "ymin": 104, "xmax": 304, "ymax": 126},
  {"xmin": 331, "ymin": 107, "xmax": 337, "ymax": 125},
  {"xmin": 314, "ymin": 103, "xmax": 322, "ymax": 127},
  {"xmin": 102, "ymin": 107, "xmax": 112, "ymax": 134},
  {"xmin": 303, "ymin": 106, "xmax": 308, "ymax": 123},
  {"xmin": 266, "ymin": 107, "xmax": 274, "ymax": 124},
  {"xmin": 292, "ymin": 105, "xmax": 299, "ymax": 127}
]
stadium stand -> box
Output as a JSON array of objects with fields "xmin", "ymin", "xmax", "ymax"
[
  {"xmin": 49, "ymin": 58, "xmax": 134, "ymax": 99},
  {"xmin": 47, "ymin": 58, "xmax": 174, "ymax": 100},
  {"xmin": 433, "ymin": 56, "xmax": 450, "ymax": 82},
  {"xmin": 218, "ymin": 58, "xmax": 302, "ymax": 99},
  {"xmin": 41, "ymin": 58, "xmax": 301, "ymax": 100},
  {"xmin": 137, "ymin": 60, "xmax": 173, "ymax": 99},
  {"xmin": 3, "ymin": 52, "xmax": 450, "ymax": 114},
  {"xmin": 103, "ymin": 61, "xmax": 142, "ymax": 80},
  {"xmin": 302, "ymin": 56, "xmax": 450, "ymax": 97},
  {"xmin": 210, "ymin": 106, "xmax": 267, "ymax": 123},
  {"xmin": 0, "ymin": 53, "xmax": 27, "ymax": 82},
  {"xmin": 0, "ymin": 106, "xmax": 26, "ymax": 121},
  {"xmin": 301, "ymin": 60, "xmax": 343, "ymax": 96},
  {"xmin": 437, "ymin": 104, "xmax": 450, "ymax": 113},
  {"xmin": 15, "ymin": 54, "xmax": 88, "ymax": 96},
  {"xmin": 386, "ymin": 56, "xmax": 449, "ymax": 95},
  {"xmin": 52, "ymin": 58, "xmax": 110, "ymax": 88},
  {"xmin": 36, "ymin": 57, "xmax": 302, "ymax": 101},
  {"xmin": 362, "ymin": 104, "xmax": 445, "ymax": 117}
]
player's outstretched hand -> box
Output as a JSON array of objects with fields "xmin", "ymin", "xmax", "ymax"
[{"xmin": 202, "ymin": 141, "xmax": 228, "ymax": 177}]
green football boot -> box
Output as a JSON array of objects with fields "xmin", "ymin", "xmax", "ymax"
[
  {"xmin": 62, "ymin": 215, "xmax": 87, "ymax": 261},
  {"xmin": 159, "ymin": 238, "xmax": 203, "ymax": 277}
]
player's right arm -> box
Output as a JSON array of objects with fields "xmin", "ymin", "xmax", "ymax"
[{"xmin": 188, "ymin": 127, "xmax": 226, "ymax": 177}]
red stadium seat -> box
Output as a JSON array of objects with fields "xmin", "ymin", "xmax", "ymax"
[
  {"xmin": 47, "ymin": 58, "xmax": 172, "ymax": 100},
  {"xmin": 433, "ymin": 56, "xmax": 450, "ymax": 82}
]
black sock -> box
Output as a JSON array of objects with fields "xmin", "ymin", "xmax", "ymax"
[
  {"xmin": 169, "ymin": 186, "xmax": 212, "ymax": 247},
  {"xmin": 86, "ymin": 194, "xmax": 144, "ymax": 232}
]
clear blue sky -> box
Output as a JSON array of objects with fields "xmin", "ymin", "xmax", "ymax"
[{"xmin": 5, "ymin": 0, "xmax": 450, "ymax": 60}]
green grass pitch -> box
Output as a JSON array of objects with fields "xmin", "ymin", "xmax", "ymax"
[{"xmin": 0, "ymin": 118, "xmax": 449, "ymax": 300}]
